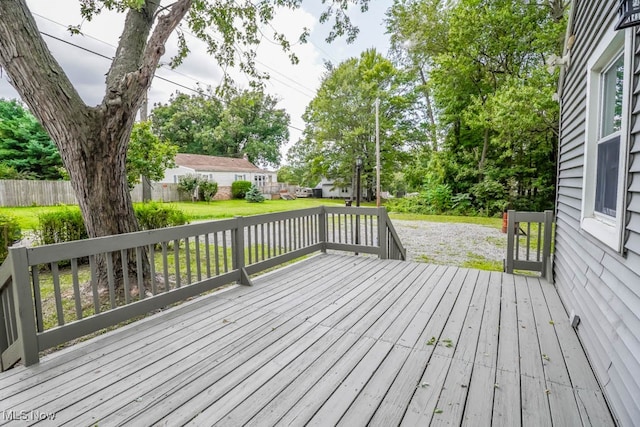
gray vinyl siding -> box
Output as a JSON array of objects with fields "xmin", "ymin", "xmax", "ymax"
[{"xmin": 556, "ymin": 1, "xmax": 640, "ymax": 425}]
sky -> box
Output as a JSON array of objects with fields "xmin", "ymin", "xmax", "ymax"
[{"xmin": 0, "ymin": 1, "xmax": 392, "ymax": 161}]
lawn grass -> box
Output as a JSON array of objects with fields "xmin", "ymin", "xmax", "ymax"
[{"xmin": 0, "ymin": 198, "xmax": 350, "ymax": 231}]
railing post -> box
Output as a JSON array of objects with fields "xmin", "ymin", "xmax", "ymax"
[
  {"xmin": 234, "ymin": 217, "xmax": 252, "ymax": 286},
  {"xmin": 378, "ymin": 207, "xmax": 388, "ymax": 260},
  {"xmin": 9, "ymin": 247, "xmax": 39, "ymax": 366},
  {"xmin": 319, "ymin": 207, "xmax": 327, "ymax": 253},
  {"xmin": 542, "ymin": 210, "xmax": 554, "ymax": 280},
  {"xmin": 505, "ymin": 210, "xmax": 516, "ymax": 274}
]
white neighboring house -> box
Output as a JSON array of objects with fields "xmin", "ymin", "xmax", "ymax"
[
  {"xmin": 160, "ymin": 153, "xmax": 277, "ymax": 188},
  {"xmin": 314, "ymin": 177, "xmax": 367, "ymax": 199}
]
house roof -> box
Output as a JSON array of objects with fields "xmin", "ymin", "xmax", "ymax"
[{"xmin": 174, "ymin": 153, "xmax": 266, "ymax": 173}]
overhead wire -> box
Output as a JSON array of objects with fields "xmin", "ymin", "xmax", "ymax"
[{"xmin": 36, "ymin": 23, "xmax": 309, "ymax": 135}]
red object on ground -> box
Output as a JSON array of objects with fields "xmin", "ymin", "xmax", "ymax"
[{"xmin": 501, "ymin": 211, "xmax": 508, "ymax": 233}]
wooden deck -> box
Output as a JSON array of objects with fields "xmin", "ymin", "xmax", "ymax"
[{"xmin": 0, "ymin": 254, "xmax": 614, "ymax": 426}]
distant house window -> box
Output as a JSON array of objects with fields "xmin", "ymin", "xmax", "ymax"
[
  {"xmin": 254, "ymin": 175, "xmax": 266, "ymax": 187},
  {"xmin": 582, "ymin": 27, "xmax": 630, "ymax": 251},
  {"xmin": 235, "ymin": 174, "xmax": 246, "ymax": 181}
]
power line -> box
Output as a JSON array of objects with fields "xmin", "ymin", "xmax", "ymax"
[
  {"xmin": 35, "ymin": 12, "xmax": 317, "ymax": 101},
  {"xmin": 38, "ymin": 29, "xmax": 307, "ymax": 134}
]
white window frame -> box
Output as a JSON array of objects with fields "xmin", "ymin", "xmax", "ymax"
[{"xmin": 581, "ymin": 26, "xmax": 631, "ymax": 251}]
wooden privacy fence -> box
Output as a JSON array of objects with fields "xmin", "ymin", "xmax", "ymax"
[
  {"xmin": 0, "ymin": 206, "xmax": 405, "ymax": 371},
  {"xmin": 505, "ymin": 210, "xmax": 554, "ymax": 278}
]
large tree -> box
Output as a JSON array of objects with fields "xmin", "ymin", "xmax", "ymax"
[
  {"xmin": 0, "ymin": 0, "xmax": 369, "ymax": 288},
  {"xmin": 289, "ymin": 49, "xmax": 419, "ymax": 198},
  {"xmin": 386, "ymin": 0, "xmax": 567, "ymax": 212},
  {"xmin": 0, "ymin": 0, "xmax": 369, "ymax": 241},
  {"xmin": 151, "ymin": 87, "xmax": 289, "ymax": 167}
]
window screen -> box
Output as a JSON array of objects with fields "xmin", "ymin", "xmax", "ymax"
[{"xmin": 595, "ymin": 135, "xmax": 620, "ymax": 217}]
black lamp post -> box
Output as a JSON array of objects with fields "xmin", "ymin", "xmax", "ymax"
[
  {"xmin": 356, "ymin": 158, "xmax": 362, "ymax": 207},
  {"xmin": 616, "ymin": 0, "xmax": 640, "ymax": 30}
]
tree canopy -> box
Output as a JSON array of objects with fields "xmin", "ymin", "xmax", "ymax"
[
  {"xmin": 126, "ymin": 121, "xmax": 178, "ymax": 189},
  {"xmin": 151, "ymin": 87, "xmax": 289, "ymax": 167},
  {"xmin": 384, "ymin": 0, "xmax": 567, "ymax": 214},
  {"xmin": 287, "ymin": 49, "xmax": 424, "ymax": 197},
  {"xmin": 0, "ymin": 99, "xmax": 64, "ymax": 180}
]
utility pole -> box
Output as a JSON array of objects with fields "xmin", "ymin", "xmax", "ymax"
[{"xmin": 375, "ymin": 98, "xmax": 381, "ymax": 207}]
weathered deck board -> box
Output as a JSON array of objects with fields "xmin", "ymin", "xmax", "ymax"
[{"xmin": 0, "ymin": 254, "xmax": 614, "ymax": 426}]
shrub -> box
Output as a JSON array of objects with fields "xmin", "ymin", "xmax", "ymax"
[
  {"xmin": 198, "ymin": 180, "xmax": 218, "ymax": 202},
  {"xmin": 245, "ymin": 184, "xmax": 265, "ymax": 203},
  {"xmin": 423, "ymin": 183, "xmax": 452, "ymax": 214},
  {"xmin": 470, "ymin": 179, "xmax": 507, "ymax": 216},
  {"xmin": 177, "ymin": 174, "xmax": 200, "ymax": 197},
  {"xmin": 451, "ymin": 193, "xmax": 473, "ymax": 215},
  {"xmin": 0, "ymin": 214, "xmax": 22, "ymax": 261},
  {"xmin": 37, "ymin": 208, "xmax": 88, "ymax": 245},
  {"xmin": 134, "ymin": 202, "xmax": 188, "ymax": 230},
  {"xmin": 232, "ymin": 180, "xmax": 252, "ymax": 199}
]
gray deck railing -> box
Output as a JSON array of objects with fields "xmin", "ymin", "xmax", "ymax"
[
  {"xmin": 505, "ymin": 210, "xmax": 554, "ymax": 278},
  {"xmin": 0, "ymin": 206, "xmax": 404, "ymax": 371}
]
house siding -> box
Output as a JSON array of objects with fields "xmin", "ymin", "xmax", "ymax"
[{"xmin": 556, "ymin": 1, "xmax": 640, "ymax": 425}]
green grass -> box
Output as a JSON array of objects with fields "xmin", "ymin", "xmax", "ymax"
[
  {"xmin": 462, "ymin": 253, "xmax": 504, "ymax": 272},
  {"xmin": 0, "ymin": 199, "xmax": 349, "ymax": 231}
]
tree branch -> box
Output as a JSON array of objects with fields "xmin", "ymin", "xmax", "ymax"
[{"xmin": 0, "ymin": 0, "xmax": 90, "ymax": 137}]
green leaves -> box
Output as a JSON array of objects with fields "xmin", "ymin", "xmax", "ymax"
[
  {"xmin": 151, "ymin": 87, "xmax": 288, "ymax": 168},
  {"xmin": 0, "ymin": 99, "xmax": 64, "ymax": 180},
  {"xmin": 289, "ymin": 49, "xmax": 419, "ymax": 194},
  {"xmin": 126, "ymin": 121, "xmax": 178, "ymax": 188}
]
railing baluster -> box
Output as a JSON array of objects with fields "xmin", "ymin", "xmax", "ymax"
[
  {"xmin": 247, "ymin": 226, "xmax": 253, "ymax": 264},
  {"xmin": 31, "ymin": 268, "xmax": 43, "ymax": 332},
  {"xmin": 71, "ymin": 258, "xmax": 83, "ymax": 318}
]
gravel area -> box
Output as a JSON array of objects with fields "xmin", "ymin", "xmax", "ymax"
[{"xmin": 390, "ymin": 219, "xmax": 507, "ymax": 268}]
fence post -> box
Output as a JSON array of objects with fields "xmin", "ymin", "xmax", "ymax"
[
  {"xmin": 505, "ymin": 210, "xmax": 516, "ymax": 274},
  {"xmin": 318, "ymin": 207, "xmax": 327, "ymax": 253},
  {"xmin": 378, "ymin": 207, "xmax": 388, "ymax": 260},
  {"xmin": 542, "ymin": 210, "xmax": 554, "ymax": 280},
  {"xmin": 9, "ymin": 247, "xmax": 39, "ymax": 366}
]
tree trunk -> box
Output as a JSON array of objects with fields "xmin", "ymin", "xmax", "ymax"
[
  {"xmin": 0, "ymin": 0, "xmax": 191, "ymax": 291},
  {"xmin": 479, "ymin": 127, "xmax": 490, "ymax": 174},
  {"xmin": 418, "ymin": 67, "xmax": 438, "ymax": 151}
]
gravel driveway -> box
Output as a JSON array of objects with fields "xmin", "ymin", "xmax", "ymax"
[{"xmin": 390, "ymin": 219, "xmax": 507, "ymax": 268}]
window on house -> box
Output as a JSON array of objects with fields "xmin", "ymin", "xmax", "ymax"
[
  {"xmin": 595, "ymin": 55, "xmax": 623, "ymax": 218},
  {"xmin": 254, "ymin": 175, "xmax": 266, "ymax": 187},
  {"xmin": 235, "ymin": 174, "xmax": 246, "ymax": 181},
  {"xmin": 582, "ymin": 28, "xmax": 629, "ymax": 251}
]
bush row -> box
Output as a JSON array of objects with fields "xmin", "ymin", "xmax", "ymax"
[{"xmin": 37, "ymin": 202, "xmax": 188, "ymax": 246}]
